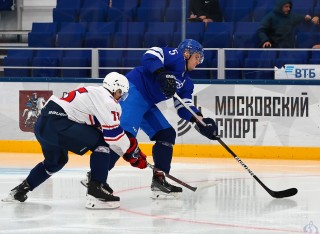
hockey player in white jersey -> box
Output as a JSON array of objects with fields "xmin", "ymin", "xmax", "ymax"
[{"xmin": 2, "ymin": 72, "xmax": 147, "ymax": 209}]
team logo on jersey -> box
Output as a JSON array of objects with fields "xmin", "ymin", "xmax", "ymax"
[
  {"xmin": 177, "ymin": 95, "xmax": 201, "ymax": 137},
  {"xmin": 175, "ymin": 78, "xmax": 185, "ymax": 89},
  {"xmin": 19, "ymin": 90, "xmax": 52, "ymax": 132}
]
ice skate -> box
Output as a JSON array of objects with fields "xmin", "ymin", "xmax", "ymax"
[
  {"xmin": 151, "ymin": 171, "xmax": 182, "ymax": 199},
  {"xmin": 81, "ymin": 171, "xmax": 113, "ymax": 194},
  {"xmin": 86, "ymin": 180, "xmax": 120, "ymax": 209},
  {"xmin": 80, "ymin": 171, "xmax": 91, "ymax": 187},
  {"xmin": 2, "ymin": 180, "xmax": 31, "ymax": 202}
]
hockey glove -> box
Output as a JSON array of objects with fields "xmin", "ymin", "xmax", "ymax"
[
  {"xmin": 155, "ymin": 68, "xmax": 176, "ymax": 98},
  {"xmin": 123, "ymin": 137, "xmax": 147, "ymax": 169},
  {"xmin": 195, "ymin": 118, "xmax": 219, "ymax": 140}
]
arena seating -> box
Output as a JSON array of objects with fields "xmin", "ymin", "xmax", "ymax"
[
  {"xmin": 203, "ymin": 22, "xmax": 234, "ymax": 48},
  {"xmin": 84, "ymin": 22, "xmax": 115, "ymax": 48},
  {"xmin": 56, "ymin": 0, "xmax": 81, "ymax": 9},
  {"xmin": 3, "ymin": 50, "xmax": 34, "ymax": 77},
  {"xmin": 244, "ymin": 50, "xmax": 277, "ymax": 79},
  {"xmin": 144, "ymin": 22, "xmax": 176, "ymax": 47},
  {"xmin": 99, "ymin": 50, "xmax": 123, "ymax": 77},
  {"xmin": 79, "ymin": 8, "xmax": 107, "ymax": 22},
  {"xmin": 0, "ymin": 0, "xmax": 14, "ymax": 11},
  {"xmin": 32, "ymin": 50, "xmax": 63, "ymax": 77},
  {"xmin": 27, "ymin": 23, "xmax": 58, "ymax": 48},
  {"xmin": 53, "ymin": 8, "xmax": 79, "ymax": 23},
  {"xmin": 4, "ymin": 0, "xmax": 320, "ymax": 79},
  {"xmin": 122, "ymin": 50, "xmax": 144, "ymax": 70}
]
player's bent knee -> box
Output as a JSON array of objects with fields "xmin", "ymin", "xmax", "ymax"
[
  {"xmin": 92, "ymin": 135, "xmax": 110, "ymax": 152},
  {"xmin": 152, "ymin": 127, "xmax": 176, "ymax": 145},
  {"xmin": 94, "ymin": 145, "xmax": 111, "ymax": 154},
  {"xmin": 43, "ymin": 162, "xmax": 65, "ymax": 175}
]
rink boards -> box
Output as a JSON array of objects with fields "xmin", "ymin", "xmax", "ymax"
[
  {"xmin": 1, "ymin": 80, "xmax": 320, "ymax": 160},
  {"xmin": 0, "ymin": 140, "xmax": 320, "ymax": 160}
]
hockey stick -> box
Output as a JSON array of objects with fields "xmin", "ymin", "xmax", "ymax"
[
  {"xmin": 147, "ymin": 162, "xmax": 197, "ymax": 192},
  {"xmin": 173, "ymin": 93, "xmax": 298, "ymax": 199}
]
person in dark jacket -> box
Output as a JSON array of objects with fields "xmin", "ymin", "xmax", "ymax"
[
  {"xmin": 188, "ymin": 0, "xmax": 222, "ymax": 25},
  {"xmin": 257, "ymin": 0, "xmax": 312, "ymax": 48},
  {"xmin": 311, "ymin": 15, "xmax": 320, "ymax": 48}
]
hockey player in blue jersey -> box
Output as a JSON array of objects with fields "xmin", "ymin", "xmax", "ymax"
[{"xmin": 120, "ymin": 39, "xmax": 219, "ymax": 198}]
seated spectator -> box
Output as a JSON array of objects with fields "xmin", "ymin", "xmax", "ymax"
[
  {"xmin": 188, "ymin": 0, "xmax": 222, "ymax": 25},
  {"xmin": 311, "ymin": 15, "xmax": 320, "ymax": 25},
  {"xmin": 311, "ymin": 16, "xmax": 320, "ymax": 48},
  {"xmin": 257, "ymin": 0, "xmax": 312, "ymax": 48}
]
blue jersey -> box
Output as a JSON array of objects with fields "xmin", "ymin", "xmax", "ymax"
[{"xmin": 125, "ymin": 47, "xmax": 200, "ymax": 121}]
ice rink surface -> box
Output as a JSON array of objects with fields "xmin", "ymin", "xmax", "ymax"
[{"xmin": 0, "ymin": 153, "xmax": 320, "ymax": 234}]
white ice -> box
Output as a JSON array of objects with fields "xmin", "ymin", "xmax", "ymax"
[{"xmin": 0, "ymin": 156, "xmax": 319, "ymax": 234}]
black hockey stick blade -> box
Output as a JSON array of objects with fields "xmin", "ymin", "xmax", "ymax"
[
  {"xmin": 254, "ymin": 175, "xmax": 298, "ymax": 198},
  {"xmin": 147, "ymin": 162, "xmax": 197, "ymax": 192},
  {"xmin": 218, "ymin": 138, "xmax": 298, "ymax": 199}
]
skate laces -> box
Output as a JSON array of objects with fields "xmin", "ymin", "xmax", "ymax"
[
  {"xmin": 152, "ymin": 171, "xmax": 182, "ymax": 194},
  {"xmin": 14, "ymin": 180, "xmax": 30, "ymax": 193},
  {"xmin": 154, "ymin": 171, "xmax": 165, "ymax": 182},
  {"xmin": 101, "ymin": 184, "xmax": 114, "ymax": 195},
  {"xmin": 154, "ymin": 171, "xmax": 174, "ymax": 187}
]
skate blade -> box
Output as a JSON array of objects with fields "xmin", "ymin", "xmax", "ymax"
[
  {"xmin": 1, "ymin": 195, "xmax": 21, "ymax": 203},
  {"xmin": 151, "ymin": 191, "xmax": 181, "ymax": 200},
  {"xmin": 85, "ymin": 195, "xmax": 120, "ymax": 209},
  {"xmin": 80, "ymin": 179, "xmax": 88, "ymax": 188}
]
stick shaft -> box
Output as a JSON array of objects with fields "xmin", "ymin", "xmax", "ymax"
[
  {"xmin": 173, "ymin": 94, "xmax": 254, "ymax": 175},
  {"xmin": 147, "ymin": 162, "xmax": 197, "ymax": 192},
  {"xmin": 173, "ymin": 94, "xmax": 297, "ymax": 198},
  {"xmin": 173, "ymin": 94, "xmax": 205, "ymax": 125}
]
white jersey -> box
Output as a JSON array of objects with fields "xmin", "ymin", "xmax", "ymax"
[{"xmin": 47, "ymin": 86, "xmax": 130, "ymax": 155}]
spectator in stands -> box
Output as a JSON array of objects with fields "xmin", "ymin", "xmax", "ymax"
[
  {"xmin": 188, "ymin": 0, "xmax": 222, "ymax": 25},
  {"xmin": 257, "ymin": 0, "xmax": 312, "ymax": 48},
  {"xmin": 311, "ymin": 16, "xmax": 320, "ymax": 48},
  {"xmin": 311, "ymin": 15, "xmax": 320, "ymax": 25}
]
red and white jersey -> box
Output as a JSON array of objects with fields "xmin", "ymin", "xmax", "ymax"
[{"xmin": 48, "ymin": 86, "xmax": 130, "ymax": 155}]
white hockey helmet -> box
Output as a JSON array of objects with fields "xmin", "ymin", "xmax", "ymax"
[{"xmin": 103, "ymin": 72, "xmax": 129, "ymax": 100}]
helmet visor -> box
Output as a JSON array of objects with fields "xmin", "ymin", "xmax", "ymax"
[
  {"xmin": 120, "ymin": 91, "xmax": 129, "ymax": 101},
  {"xmin": 195, "ymin": 51, "xmax": 204, "ymax": 64}
]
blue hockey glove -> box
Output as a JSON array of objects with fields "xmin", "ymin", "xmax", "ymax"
[
  {"xmin": 195, "ymin": 118, "xmax": 219, "ymax": 140},
  {"xmin": 155, "ymin": 70, "xmax": 176, "ymax": 98}
]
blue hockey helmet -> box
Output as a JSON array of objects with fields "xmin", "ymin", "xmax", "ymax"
[{"xmin": 177, "ymin": 39, "xmax": 204, "ymax": 64}]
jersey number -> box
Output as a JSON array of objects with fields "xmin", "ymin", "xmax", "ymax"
[
  {"xmin": 61, "ymin": 87, "xmax": 88, "ymax": 103},
  {"xmin": 111, "ymin": 111, "xmax": 120, "ymax": 121},
  {"xmin": 169, "ymin": 49, "xmax": 178, "ymax": 55}
]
